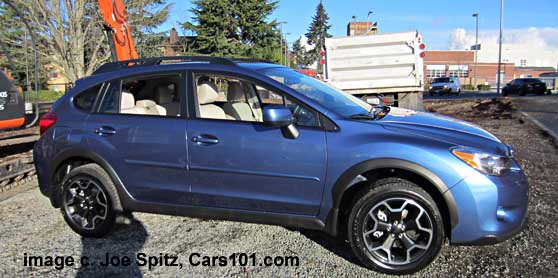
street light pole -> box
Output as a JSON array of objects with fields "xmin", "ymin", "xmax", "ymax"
[
  {"xmin": 284, "ymin": 33, "xmax": 291, "ymax": 67},
  {"xmin": 472, "ymin": 13, "xmax": 479, "ymax": 90},
  {"xmin": 278, "ymin": 22, "xmax": 287, "ymax": 66},
  {"xmin": 496, "ymin": 0, "xmax": 504, "ymax": 94}
]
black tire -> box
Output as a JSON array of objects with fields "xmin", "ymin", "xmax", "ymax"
[
  {"xmin": 60, "ymin": 164, "xmax": 118, "ymax": 237},
  {"xmin": 347, "ymin": 178, "xmax": 444, "ymax": 275}
]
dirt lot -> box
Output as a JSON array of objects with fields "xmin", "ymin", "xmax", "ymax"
[{"xmin": 0, "ymin": 99, "xmax": 557, "ymax": 277}]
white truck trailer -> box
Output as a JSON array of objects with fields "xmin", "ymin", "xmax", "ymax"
[{"xmin": 324, "ymin": 31, "xmax": 425, "ymax": 110}]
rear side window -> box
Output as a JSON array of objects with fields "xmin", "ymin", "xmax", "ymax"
[
  {"xmin": 74, "ymin": 84, "xmax": 102, "ymax": 112},
  {"xmin": 98, "ymin": 82, "xmax": 120, "ymax": 114}
]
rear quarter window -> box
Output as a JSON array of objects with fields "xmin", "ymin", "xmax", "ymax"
[{"xmin": 73, "ymin": 84, "xmax": 102, "ymax": 112}]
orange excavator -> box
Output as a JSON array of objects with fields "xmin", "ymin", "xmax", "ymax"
[
  {"xmin": 0, "ymin": 0, "xmax": 137, "ymax": 131},
  {"xmin": 98, "ymin": 0, "xmax": 138, "ymax": 61}
]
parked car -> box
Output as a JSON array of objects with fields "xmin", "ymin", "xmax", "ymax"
[
  {"xmin": 428, "ymin": 77, "xmax": 461, "ymax": 96},
  {"xmin": 502, "ymin": 78, "xmax": 547, "ymax": 96},
  {"xmin": 34, "ymin": 57, "xmax": 528, "ymax": 275}
]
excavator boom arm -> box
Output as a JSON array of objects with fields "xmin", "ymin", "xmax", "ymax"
[{"xmin": 98, "ymin": 0, "xmax": 138, "ymax": 61}]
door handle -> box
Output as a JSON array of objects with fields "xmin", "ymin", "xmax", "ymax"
[
  {"xmin": 94, "ymin": 126, "xmax": 117, "ymax": 136},
  {"xmin": 192, "ymin": 135, "xmax": 219, "ymax": 145}
]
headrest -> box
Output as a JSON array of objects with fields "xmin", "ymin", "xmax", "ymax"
[
  {"xmin": 155, "ymin": 84, "xmax": 174, "ymax": 104},
  {"xmin": 227, "ymin": 82, "xmax": 245, "ymax": 102},
  {"xmin": 121, "ymin": 92, "xmax": 135, "ymax": 110},
  {"xmin": 136, "ymin": 99, "xmax": 157, "ymax": 108},
  {"xmin": 197, "ymin": 82, "xmax": 218, "ymax": 105}
]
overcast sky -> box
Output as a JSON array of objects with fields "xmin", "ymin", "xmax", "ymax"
[{"xmin": 159, "ymin": 0, "xmax": 558, "ymax": 51}]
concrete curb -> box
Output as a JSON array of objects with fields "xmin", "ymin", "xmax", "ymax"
[{"xmin": 520, "ymin": 111, "xmax": 558, "ymax": 145}]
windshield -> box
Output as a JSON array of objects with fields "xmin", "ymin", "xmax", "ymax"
[
  {"xmin": 261, "ymin": 67, "xmax": 372, "ymax": 117},
  {"xmin": 433, "ymin": 77, "xmax": 450, "ymax": 83}
]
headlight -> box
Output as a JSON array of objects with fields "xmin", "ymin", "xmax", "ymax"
[
  {"xmin": 443, "ymin": 85, "xmax": 448, "ymax": 89},
  {"xmin": 429, "ymin": 86, "xmax": 433, "ymax": 89},
  {"xmin": 451, "ymin": 147, "xmax": 512, "ymax": 176}
]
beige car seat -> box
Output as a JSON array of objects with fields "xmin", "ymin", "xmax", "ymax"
[
  {"xmin": 155, "ymin": 85, "xmax": 180, "ymax": 116},
  {"xmin": 223, "ymin": 82, "xmax": 256, "ymax": 121},
  {"xmin": 197, "ymin": 81, "xmax": 227, "ymax": 120},
  {"xmin": 136, "ymin": 99, "xmax": 166, "ymax": 116},
  {"xmin": 120, "ymin": 92, "xmax": 143, "ymax": 114}
]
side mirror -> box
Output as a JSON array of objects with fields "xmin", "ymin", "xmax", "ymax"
[{"xmin": 263, "ymin": 105, "xmax": 299, "ymax": 139}]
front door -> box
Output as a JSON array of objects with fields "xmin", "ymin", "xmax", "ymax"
[{"xmin": 186, "ymin": 73, "xmax": 327, "ymax": 215}]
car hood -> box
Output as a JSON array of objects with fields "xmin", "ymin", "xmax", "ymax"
[{"xmin": 377, "ymin": 107, "xmax": 509, "ymax": 155}]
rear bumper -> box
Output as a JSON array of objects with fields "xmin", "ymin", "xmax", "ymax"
[{"xmin": 447, "ymin": 162, "xmax": 529, "ymax": 245}]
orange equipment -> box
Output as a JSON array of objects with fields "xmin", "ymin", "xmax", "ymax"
[{"xmin": 98, "ymin": 0, "xmax": 138, "ymax": 61}]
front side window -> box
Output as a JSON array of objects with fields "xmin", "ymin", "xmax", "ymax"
[
  {"xmin": 261, "ymin": 67, "xmax": 371, "ymax": 118},
  {"xmin": 97, "ymin": 74, "xmax": 182, "ymax": 117},
  {"xmin": 194, "ymin": 73, "xmax": 320, "ymax": 127}
]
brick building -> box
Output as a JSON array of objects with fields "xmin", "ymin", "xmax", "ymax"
[
  {"xmin": 347, "ymin": 21, "xmax": 378, "ymax": 36},
  {"xmin": 423, "ymin": 50, "xmax": 555, "ymax": 88}
]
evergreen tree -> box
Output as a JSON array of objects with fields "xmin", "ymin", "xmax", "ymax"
[
  {"xmin": 0, "ymin": 2, "xmax": 49, "ymax": 88},
  {"xmin": 292, "ymin": 38, "xmax": 311, "ymax": 67},
  {"xmin": 305, "ymin": 0, "xmax": 331, "ymax": 72},
  {"xmin": 181, "ymin": 0, "xmax": 280, "ymax": 62}
]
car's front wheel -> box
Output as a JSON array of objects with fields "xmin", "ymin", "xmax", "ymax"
[
  {"xmin": 348, "ymin": 178, "xmax": 444, "ymax": 275},
  {"xmin": 60, "ymin": 164, "xmax": 117, "ymax": 237}
]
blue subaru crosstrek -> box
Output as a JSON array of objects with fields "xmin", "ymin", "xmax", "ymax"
[{"xmin": 34, "ymin": 57, "xmax": 528, "ymax": 274}]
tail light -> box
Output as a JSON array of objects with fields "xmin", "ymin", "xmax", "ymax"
[{"xmin": 39, "ymin": 111, "xmax": 57, "ymax": 135}]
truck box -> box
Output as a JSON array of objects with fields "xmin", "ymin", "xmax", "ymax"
[{"xmin": 324, "ymin": 31, "xmax": 425, "ymax": 110}]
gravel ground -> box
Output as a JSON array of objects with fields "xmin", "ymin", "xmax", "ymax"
[{"xmin": 0, "ymin": 99, "xmax": 557, "ymax": 277}]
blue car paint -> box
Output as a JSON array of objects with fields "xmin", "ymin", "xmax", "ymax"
[{"xmin": 34, "ymin": 62, "xmax": 528, "ymax": 245}]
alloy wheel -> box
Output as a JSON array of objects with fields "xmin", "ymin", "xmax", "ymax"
[
  {"xmin": 63, "ymin": 177, "xmax": 108, "ymax": 230},
  {"xmin": 362, "ymin": 197, "xmax": 434, "ymax": 265}
]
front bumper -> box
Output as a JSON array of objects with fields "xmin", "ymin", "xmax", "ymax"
[
  {"xmin": 429, "ymin": 88, "xmax": 451, "ymax": 94},
  {"xmin": 446, "ymin": 163, "xmax": 529, "ymax": 245}
]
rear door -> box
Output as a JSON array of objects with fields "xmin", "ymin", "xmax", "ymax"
[
  {"xmin": 84, "ymin": 71, "xmax": 191, "ymax": 205},
  {"xmin": 185, "ymin": 72, "xmax": 327, "ymax": 215}
]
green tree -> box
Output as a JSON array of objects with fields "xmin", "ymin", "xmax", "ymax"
[
  {"xmin": 125, "ymin": 0, "xmax": 172, "ymax": 58},
  {"xmin": 181, "ymin": 0, "xmax": 280, "ymax": 62},
  {"xmin": 305, "ymin": 0, "xmax": 331, "ymax": 73},
  {"xmin": 0, "ymin": 2, "xmax": 50, "ymax": 89},
  {"xmin": 291, "ymin": 38, "xmax": 312, "ymax": 67}
]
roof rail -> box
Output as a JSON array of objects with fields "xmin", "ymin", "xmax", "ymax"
[
  {"xmin": 93, "ymin": 56, "xmax": 237, "ymax": 75},
  {"xmin": 231, "ymin": 58, "xmax": 275, "ymax": 64}
]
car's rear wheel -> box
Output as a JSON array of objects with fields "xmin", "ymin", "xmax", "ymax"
[
  {"xmin": 348, "ymin": 178, "xmax": 444, "ymax": 275},
  {"xmin": 60, "ymin": 164, "xmax": 116, "ymax": 237}
]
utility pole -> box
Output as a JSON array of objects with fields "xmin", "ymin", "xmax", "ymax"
[
  {"xmin": 472, "ymin": 13, "xmax": 479, "ymax": 90},
  {"xmin": 496, "ymin": 0, "xmax": 504, "ymax": 94}
]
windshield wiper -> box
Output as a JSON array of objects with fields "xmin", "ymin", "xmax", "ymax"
[{"xmin": 350, "ymin": 113, "xmax": 376, "ymax": 120}]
